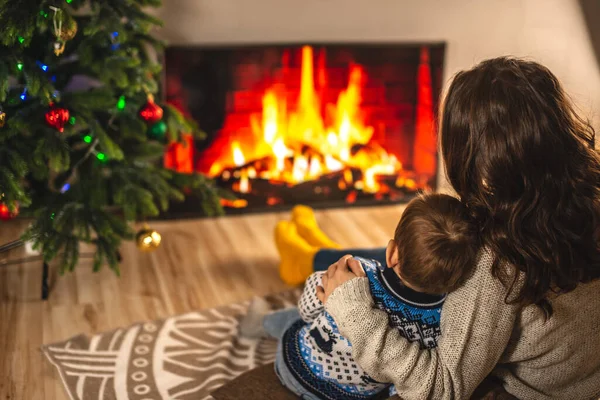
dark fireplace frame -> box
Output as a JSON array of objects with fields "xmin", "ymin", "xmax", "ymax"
[{"xmin": 159, "ymin": 41, "xmax": 447, "ymax": 219}]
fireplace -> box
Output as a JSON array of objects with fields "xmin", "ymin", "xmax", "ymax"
[{"xmin": 163, "ymin": 43, "xmax": 445, "ymax": 216}]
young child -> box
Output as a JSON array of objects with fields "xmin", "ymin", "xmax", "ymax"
[{"xmin": 258, "ymin": 193, "xmax": 479, "ymax": 399}]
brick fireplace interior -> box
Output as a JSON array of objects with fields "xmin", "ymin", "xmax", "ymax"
[{"xmin": 163, "ymin": 43, "xmax": 445, "ymax": 216}]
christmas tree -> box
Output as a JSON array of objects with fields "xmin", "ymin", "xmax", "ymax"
[{"xmin": 0, "ymin": 0, "xmax": 223, "ymax": 273}]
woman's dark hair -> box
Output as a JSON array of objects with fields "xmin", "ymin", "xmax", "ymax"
[{"xmin": 441, "ymin": 57, "xmax": 600, "ymax": 316}]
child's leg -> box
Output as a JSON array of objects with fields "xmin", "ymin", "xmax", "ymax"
[
  {"xmin": 313, "ymin": 248, "xmax": 387, "ymax": 272},
  {"xmin": 263, "ymin": 308, "xmax": 301, "ymax": 339}
]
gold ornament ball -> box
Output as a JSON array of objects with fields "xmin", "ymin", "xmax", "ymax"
[
  {"xmin": 136, "ymin": 228, "xmax": 162, "ymax": 252},
  {"xmin": 59, "ymin": 14, "xmax": 78, "ymax": 41},
  {"xmin": 0, "ymin": 111, "xmax": 5, "ymax": 128}
]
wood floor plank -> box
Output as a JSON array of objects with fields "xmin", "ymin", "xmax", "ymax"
[
  {"xmin": 0, "ymin": 301, "xmax": 45, "ymax": 399},
  {"xmin": 0, "ymin": 204, "xmax": 406, "ymax": 399}
]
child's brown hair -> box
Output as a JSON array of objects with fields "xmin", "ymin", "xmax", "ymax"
[{"xmin": 392, "ymin": 193, "xmax": 479, "ymax": 295}]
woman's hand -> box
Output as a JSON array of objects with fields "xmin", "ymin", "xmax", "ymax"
[{"xmin": 316, "ymin": 255, "xmax": 366, "ymax": 304}]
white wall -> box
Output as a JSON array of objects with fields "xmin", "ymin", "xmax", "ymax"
[{"xmin": 154, "ymin": 0, "xmax": 600, "ymax": 190}]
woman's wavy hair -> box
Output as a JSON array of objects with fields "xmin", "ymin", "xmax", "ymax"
[{"xmin": 441, "ymin": 57, "xmax": 600, "ymax": 316}]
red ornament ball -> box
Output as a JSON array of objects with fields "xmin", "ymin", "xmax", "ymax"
[
  {"xmin": 45, "ymin": 106, "xmax": 70, "ymax": 132},
  {"xmin": 139, "ymin": 94, "xmax": 163, "ymax": 124},
  {"xmin": 0, "ymin": 203, "xmax": 19, "ymax": 221}
]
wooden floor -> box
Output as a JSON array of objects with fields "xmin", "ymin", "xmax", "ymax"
[{"xmin": 0, "ymin": 204, "xmax": 406, "ymax": 399}]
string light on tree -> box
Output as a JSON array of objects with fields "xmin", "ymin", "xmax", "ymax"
[
  {"xmin": 36, "ymin": 61, "xmax": 48, "ymax": 71},
  {"xmin": 53, "ymin": 137, "xmax": 100, "ymax": 194},
  {"xmin": 110, "ymin": 31, "xmax": 120, "ymax": 51},
  {"xmin": 116, "ymin": 95, "xmax": 126, "ymax": 110},
  {"xmin": 45, "ymin": 104, "xmax": 70, "ymax": 132},
  {"xmin": 85, "ymin": 139, "xmax": 105, "ymax": 162}
]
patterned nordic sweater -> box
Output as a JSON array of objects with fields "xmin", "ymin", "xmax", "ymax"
[{"xmin": 281, "ymin": 256, "xmax": 445, "ymax": 400}]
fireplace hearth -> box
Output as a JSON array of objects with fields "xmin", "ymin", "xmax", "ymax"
[{"xmin": 164, "ymin": 43, "xmax": 445, "ymax": 216}]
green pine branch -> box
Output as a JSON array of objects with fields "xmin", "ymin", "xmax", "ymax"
[{"xmin": 0, "ymin": 0, "xmax": 226, "ymax": 276}]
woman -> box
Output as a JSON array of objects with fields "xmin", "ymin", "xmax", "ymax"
[{"xmin": 276, "ymin": 57, "xmax": 600, "ymax": 399}]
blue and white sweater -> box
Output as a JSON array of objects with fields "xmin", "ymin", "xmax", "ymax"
[{"xmin": 281, "ymin": 257, "xmax": 445, "ymax": 400}]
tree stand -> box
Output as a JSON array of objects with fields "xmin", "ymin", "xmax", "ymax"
[{"xmin": 0, "ymin": 239, "xmax": 121, "ymax": 300}]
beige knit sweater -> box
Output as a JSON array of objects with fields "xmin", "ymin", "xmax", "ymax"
[{"xmin": 325, "ymin": 250, "xmax": 600, "ymax": 400}]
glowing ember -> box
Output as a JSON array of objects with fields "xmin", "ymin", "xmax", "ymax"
[
  {"xmin": 220, "ymin": 198, "xmax": 248, "ymax": 208},
  {"xmin": 239, "ymin": 171, "xmax": 250, "ymax": 193}
]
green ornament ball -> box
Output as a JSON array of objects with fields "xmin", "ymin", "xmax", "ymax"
[{"xmin": 148, "ymin": 120, "xmax": 167, "ymax": 140}]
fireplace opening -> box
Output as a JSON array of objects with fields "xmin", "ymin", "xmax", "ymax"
[{"xmin": 164, "ymin": 43, "xmax": 445, "ymax": 216}]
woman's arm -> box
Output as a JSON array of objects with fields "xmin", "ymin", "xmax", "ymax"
[{"xmin": 325, "ymin": 251, "xmax": 519, "ymax": 400}]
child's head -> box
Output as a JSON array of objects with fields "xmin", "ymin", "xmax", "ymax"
[{"xmin": 386, "ymin": 193, "xmax": 478, "ymax": 295}]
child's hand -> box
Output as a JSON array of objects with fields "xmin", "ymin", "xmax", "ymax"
[{"xmin": 317, "ymin": 255, "xmax": 366, "ymax": 304}]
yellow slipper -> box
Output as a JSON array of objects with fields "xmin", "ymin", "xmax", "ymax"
[
  {"xmin": 274, "ymin": 220, "xmax": 318, "ymax": 286},
  {"xmin": 291, "ymin": 205, "xmax": 342, "ymax": 249}
]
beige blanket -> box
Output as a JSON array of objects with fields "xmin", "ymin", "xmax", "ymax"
[{"xmin": 42, "ymin": 290, "xmax": 300, "ymax": 400}]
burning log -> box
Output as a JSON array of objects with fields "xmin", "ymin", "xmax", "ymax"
[
  {"xmin": 217, "ymin": 155, "xmax": 272, "ymax": 179},
  {"xmin": 214, "ymin": 130, "xmax": 424, "ymax": 210},
  {"xmin": 217, "ymin": 165, "xmax": 418, "ymax": 210}
]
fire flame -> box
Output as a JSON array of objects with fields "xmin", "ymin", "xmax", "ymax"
[
  {"xmin": 232, "ymin": 141, "xmax": 245, "ymax": 166},
  {"xmin": 210, "ymin": 45, "xmax": 405, "ymax": 194}
]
